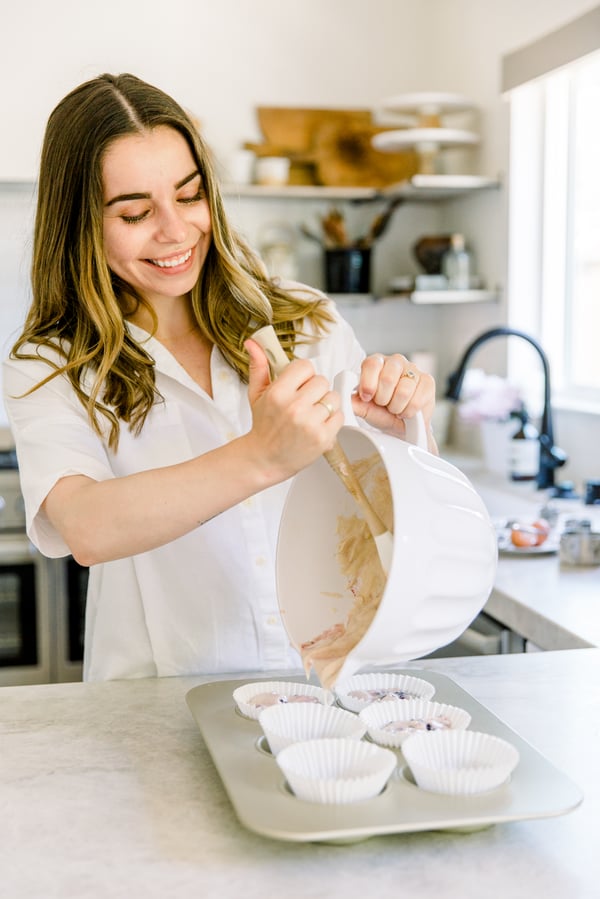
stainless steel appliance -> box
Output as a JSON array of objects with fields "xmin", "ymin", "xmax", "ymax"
[
  {"xmin": 0, "ymin": 452, "xmax": 85, "ymax": 686},
  {"xmin": 424, "ymin": 608, "xmax": 526, "ymax": 657}
]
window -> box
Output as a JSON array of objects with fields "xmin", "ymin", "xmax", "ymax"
[{"xmin": 507, "ymin": 50, "xmax": 600, "ymax": 415}]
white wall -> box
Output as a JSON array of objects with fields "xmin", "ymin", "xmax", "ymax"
[
  {"xmin": 1, "ymin": 0, "xmax": 427, "ymax": 180},
  {"xmin": 1, "ymin": 0, "xmax": 598, "ymax": 484}
]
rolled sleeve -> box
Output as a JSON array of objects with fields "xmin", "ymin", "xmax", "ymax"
[{"xmin": 3, "ymin": 353, "xmax": 114, "ymax": 557}]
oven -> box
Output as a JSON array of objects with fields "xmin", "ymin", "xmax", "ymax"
[
  {"xmin": 0, "ymin": 458, "xmax": 52, "ymax": 684},
  {"xmin": 0, "ymin": 531, "xmax": 54, "ymax": 684},
  {"xmin": 0, "ymin": 453, "xmax": 86, "ymax": 686},
  {"xmin": 52, "ymin": 553, "xmax": 87, "ymax": 682}
]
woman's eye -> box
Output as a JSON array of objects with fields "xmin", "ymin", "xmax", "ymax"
[
  {"xmin": 179, "ymin": 189, "xmax": 205, "ymax": 204},
  {"xmin": 121, "ymin": 210, "xmax": 150, "ymax": 224}
]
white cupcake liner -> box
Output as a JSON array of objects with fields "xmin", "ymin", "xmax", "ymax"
[
  {"xmin": 359, "ymin": 698, "xmax": 471, "ymax": 748},
  {"xmin": 232, "ymin": 680, "xmax": 334, "ymax": 721},
  {"xmin": 402, "ymin": 729, "xmax": 520, "ymax": 795},
  {"xmin": 259, "ymin": 702, "xmax": 366, "ymax": 755},
  {"xmin": 335, "ymin": 672, "xmax": 436, "ymax": 713},
  {"xmin": 276, "ymin": 737, "xmax": 397, "ymax": 804}
]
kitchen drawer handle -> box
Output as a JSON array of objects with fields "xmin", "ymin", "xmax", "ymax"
[{"xmin": 459, "ymin": 626, "xmax": 503, "ymax": 655}]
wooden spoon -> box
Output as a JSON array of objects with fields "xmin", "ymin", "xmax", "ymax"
[
  {"xmin": 252, "ymin": 325, "xmax": 393, "ymax": 575},
  {"xmin": 355, "ymin": 198, "xmax": 404, "ymax": 249}
]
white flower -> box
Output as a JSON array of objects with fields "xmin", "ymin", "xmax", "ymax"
[{"xmin": 458, "ymin": 370, "xmax": 522, "ymax": 423}]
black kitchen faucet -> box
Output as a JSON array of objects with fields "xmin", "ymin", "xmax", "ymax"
[{"xmin": 445, "ymin": 327, "xmax": 567, "ymax": 490}]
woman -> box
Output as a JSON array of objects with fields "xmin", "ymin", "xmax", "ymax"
[{"xmin": 3, "ymin": 74, "xmax": 436, "ymax": 681}]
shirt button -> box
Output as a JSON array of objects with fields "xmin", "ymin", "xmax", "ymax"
[
  {"xmin": 266, "ymin": 615, "xmax": 278, "ymax": 626},
  {"xmin": 255, "ymin": 556, "xmax": 267, "ymax": 567},
  {"xmin": 219, "ymin": 370, "xmax": 230, "ymax": 382}
]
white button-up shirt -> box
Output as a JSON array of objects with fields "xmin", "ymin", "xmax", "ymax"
[{"xmin": 3, "ymin": 302, "xmax": 365, "ymax": 680}]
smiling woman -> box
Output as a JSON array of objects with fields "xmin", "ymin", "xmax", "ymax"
[
  {"xmin": 1, "ymin": 72, "xmax": 437, "ymax": 684},
  {"xmin": 101, "ymin": 127, "xmax": 212, "ymax": 354}
]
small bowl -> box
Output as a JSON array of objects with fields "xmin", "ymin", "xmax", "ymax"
[
  {"xmin": 359, "ymin": 698, "xmax": 471, "ymax": 748},
  {"xmin": 402, "ymin": 729, "xmax": 520, "ymax": 795},
  {"xmin": 335, "ymin": 672, "xmax": 436, "ymax": 713},
  {"xmin": 412, "ymin": 235, "xmax": 452, "ymax": 274},
  {"xmin": 276, "ymin": 737, "xmax": 397, "ymax": 804},
  {"xmin": 232, "ymin": 680, "xmax": 334, "ymax": 721},
  {"xmin": 259, "ymin": 702, "xmax": 366, "ymax": 755}
]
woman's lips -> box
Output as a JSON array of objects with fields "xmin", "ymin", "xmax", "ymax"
[{"xmin": 146, "ymin": 247, "xmax": 194, "ymax": 271}]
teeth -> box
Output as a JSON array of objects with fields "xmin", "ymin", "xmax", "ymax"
[{"xmin": 151, "ymin": 249, "xmax": 192, "ymax": 268}]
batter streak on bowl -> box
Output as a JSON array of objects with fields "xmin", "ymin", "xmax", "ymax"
[{"xmin": 300, "ymin": 453, "xmax": 391, "ymax": 689}]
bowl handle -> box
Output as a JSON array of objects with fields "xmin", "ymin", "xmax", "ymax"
[{"xmin": 334, "ymin": 370, "xmax": 429, "ymax": 449}]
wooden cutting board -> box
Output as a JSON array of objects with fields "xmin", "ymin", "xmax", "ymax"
[
  {"xmin": 311, "ymin": 122, "xmax": 419, "ymax": 187},
  {"xmin": 256, "ymin": 107, "xmax": 373, "ymax": 154}
]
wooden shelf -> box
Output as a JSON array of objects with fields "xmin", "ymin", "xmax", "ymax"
[
  {"xmin": 222, "ymin": 174, "xmax": 501, "ymax": 202},
  {"xmin": 222, "ymin": 184, "xmax": 378, "ymax": 200},
  {"xmin": 327, "ymin": 290, "xmax": 499, "ymax": 306},
  {"xmin": 403, "ymin": 288, "xmax": 498, "ymax": 305},
  {"xmin": 382, "ymin": 174, "xmax": 501, "ymax": 201},
  {"xmin": 0, "ymin": 180, "xmax": 36, "ymax": 190},
  {"xmin": 3, "ymin": 174, "xmax": 501, "ymax": 201}
]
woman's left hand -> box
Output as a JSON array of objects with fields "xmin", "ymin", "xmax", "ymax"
[{"xmin": 351, "ymin": 353, "xmax": 438, "ymax": 452}]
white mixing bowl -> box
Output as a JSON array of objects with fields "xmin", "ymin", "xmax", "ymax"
[{"xmin": 276, "ymin": 370, "xmax": 497, "ymax": 686}]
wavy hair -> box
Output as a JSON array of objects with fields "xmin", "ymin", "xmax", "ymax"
[{"xmin": 11, "ymin": 73, "xmax": 333, "ymax": 448}]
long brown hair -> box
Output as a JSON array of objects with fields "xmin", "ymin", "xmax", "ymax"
[{"xmin": 11, "ymin": 73, "xmax": 333, "ymax": 448}]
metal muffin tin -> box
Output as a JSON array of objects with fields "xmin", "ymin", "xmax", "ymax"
[{"xmin": 186, "ymin": 669, "xmax": 582, "ymax": 843}]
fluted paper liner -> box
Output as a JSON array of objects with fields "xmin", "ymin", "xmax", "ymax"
[
  {"xmin": 232, "ymin": 680, "xmax": 334, "ymax": 721},
  {"xmin": 402, "ymin": 729, "xmax": 520, "ymax": 795},
  {"xmin": 276, "ymin": 737, "xmax": 397, "ymax": 804},
  {"xmin": 359, "ymin": 698, "xmax": 471, "ymax": 748},
  {"xmin": 335, "ymin": 672, "xmax": 435, "ymax": 713},
  {"xmin": 259, "ymin": 702, "xmax": 366, "ymax": 755}
]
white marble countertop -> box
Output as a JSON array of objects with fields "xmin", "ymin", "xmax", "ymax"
[
  {"xmin": 1, "ymin": 650, "xmax": 599, "ymax": 898},
  {"xmin": 445, "ymin": 454, "xmax": 600, "ymax": 650}
]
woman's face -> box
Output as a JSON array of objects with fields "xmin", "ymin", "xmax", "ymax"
[{"xmin": 102, "ymin": 126, "xmax": 212, "ymax": 307}]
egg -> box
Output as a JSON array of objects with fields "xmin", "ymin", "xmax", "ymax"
[
  {"xmin": 511, "ymin": 525, "xmax": 540, "ymax": 548},
  {"xmin": 532, "ymin": 518, "xmax": 551, "ymax": 539},
  {"xmin": 510, "ymin": 518, "xmax": 551, "ymax": 548}
]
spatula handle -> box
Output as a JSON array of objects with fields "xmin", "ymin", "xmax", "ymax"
[
  {"xmin": 251, "ymin": 326, "xmax": 389, "ymax": 537},
  {"xmin": 250, "ymin": 325, "xmax": 291, "ymax": 376}
]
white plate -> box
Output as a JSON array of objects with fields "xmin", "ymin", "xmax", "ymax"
[
  {"xmin": 379, "ymin": 92, "xmax": 475, "ymax": 116},
  {"xmin": 372, "ymin": 128, "xmax": 479, "ymax": 153},
  {"xmin": 498, "ymin": 540, "xmax": 559, "ymax": 557}
]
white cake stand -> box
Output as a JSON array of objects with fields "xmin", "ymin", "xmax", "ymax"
[
  {"xmin": 372, "ymin": 127, "xmax": 479, "ymax": 175},
  {"xmin": 377, "ymin": 92, "xmax": 476, "ymax": 127}
]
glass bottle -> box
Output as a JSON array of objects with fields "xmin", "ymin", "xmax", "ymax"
[
  {"xmin": 508, "ymin": 406, "xmax": 540, "ymax": 482},
  {"xmin": 442, "ymin": 233, "xmax": 471, "ymax": 289}
]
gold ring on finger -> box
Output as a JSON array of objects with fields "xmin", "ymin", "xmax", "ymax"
[
  {"xmin": 317, "ymin": 399, "xmax": 335, "ymax": 416},
  {"xmin": 401, "ymin": 369, "xmax": 416, "ymax": 379}
]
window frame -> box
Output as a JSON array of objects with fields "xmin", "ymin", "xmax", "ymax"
[{"xmin": 506, "ymin": 53, "xmax": 600, "ymax": 418}]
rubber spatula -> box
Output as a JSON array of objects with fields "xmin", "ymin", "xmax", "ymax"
[{"xmin": 251, "ymin": 325, "xmax": 393, "ymax": 576}]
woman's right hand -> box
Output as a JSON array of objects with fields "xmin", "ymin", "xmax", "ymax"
[
  {"xmin": 244, "ymin": 338, "xmax": 343, "ymax": 483},
  {"xmin": 41, "ymin": 340, "xmax": 344, "ymax": 567}
]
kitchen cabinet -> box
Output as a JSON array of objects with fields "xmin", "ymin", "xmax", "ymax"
[
  {"xmin": 222, "ymin": 174, "xmax": 502, "ymax": 305},
  {"xmin": 445, "ymin": 452, "xmax": 600, "ymax": 652}
]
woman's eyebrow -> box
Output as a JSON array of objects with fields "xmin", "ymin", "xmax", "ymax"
[
  {"xmin": 105, "ymin": 191, "xmax": 150, "ymax": 207},
  {"xmin": 105, "ymin": 170, "xmax": 201, "ymax": 207},
  {"xmin": 176, "ymin": 170, "xmax": 201, "ymax": 189}
]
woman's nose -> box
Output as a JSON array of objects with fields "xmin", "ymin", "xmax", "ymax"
[{"xmin": 154, "ymin": 205, "xmax": 187, "ymax": 243}]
